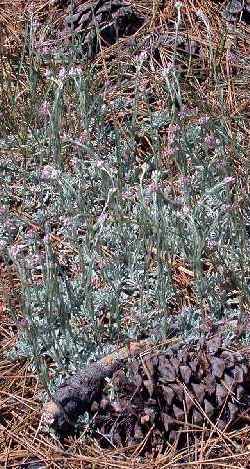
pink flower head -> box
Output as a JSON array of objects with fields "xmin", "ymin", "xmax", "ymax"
[
  {"xmin": 180, "ymin": 176, "xmax": 190, "ymax": 186},
  {"xmin": 163, "ymin": 147, "xmax": 175, "ymax": 158},
  {"xmin": 70, "ymin": 157, "xmax": 79, "ymax": 170},
  {"xmin": 0, "ymin": 240, "xmax": 7, "ymax": 250},
  {"xmin": 224, "ymin": 176, "xmax": 236, "ymax": 187},
  {"xmin": 162, "ymin": 62, "xmax": 175, "ymax": 76},
  {"xmin": 96, "ymin": 258, "xmax": 107, "ymax": 269},
  {"xmin": 27, "ymin": 254, "xmax": 41, "ymax": 268},
  {"xmin": 96, "ymin": 160, "xmax": 103, "ymax": 168},
  {"xmin": 138, "ymin": 51, "xmax": 148, "ymax": 61},
  {"xmin": 91, "ymin": 274, "xmax": 101, "ymax": 288},
  {"xmin": 32, "ymin": 19, "xmax": 40, "ymax": 30},
  {"xmin": 205, "ymin": 133, "xmax": 217, "ymax": 150},
  {"xmin": 97, "ymin": 213, "xmax": 107, "ymax": 224},
  {"xmin": 78, "ymin": 131, "xmax": 87, "ymax": 143},
  {"xmin": 221, "ymin": 203, "xmax": 233, "ymax": 213},
  {"xmin": 198, "ymin": 115, "xmax": 209, "ymax": 125},
  {"xmin": 148, "ymin": 182, "xmax": 159, "ymax": 194},
  {"xmin": 26, "ymin": 228, "xmax": 37, "ymax": 239},
  {"xmin": 169, "ymin": 124, "xmax": 180, "ymax": 133},
  {"xmin": 41, "ymin": 165, "xmax": 59, "ymax": 180},
  {"xmin": 207, "ymin": 239, "xmax": 217, "ymax": 250},
  {"xmin": 0, "ymin": 206, "xmax": 7, "ymax": 215},
  {"xmin": 59, "ymin": 67, "xmax": 66, "ymax": 80},
  {"xmin": 9, "ymin": 244, "xmax": 25, "ymax": 259},
  {"xmin": 41, "ymin": 46, "xmax": 50, "ymax": 55},
  {"xmin": 69, "ymin": 66, "xmax": 82, "ymax": 77},
  {"xmin": 168, "ymin": 124, "xmax": 180, "ymax": 145},
  {"xmin": 16, "ymin": 317, "xmax": 29, "ymax": 329},
  {"xmin": 227, "ymin": 51, "xmax": 237, "ymax": 63},
  {"xmin": 122, "ymin": 188, "xmax": 136, "ymax": 200},
  {"xmin": 216, "ymin": 159, "xmax": 226, "ymax": 169},
  {"xmin": 182, "ymin": 204, "xmax": 190, "ymax": 215},
  {"xmin": 39, "ymin": 101, "xmax": 50, "ymax": 117},
  {"xmin": 43, "ymin": 234, "xmax": 51, "ymax": 243},
  {"xmin": 178, "ymin": 106, "xmax": 197, "ymax": 119},
  {"xmin": 44, "ymin": 69, "xmax": 52, "ymax": 78}
]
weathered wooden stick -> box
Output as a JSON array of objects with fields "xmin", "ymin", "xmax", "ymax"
[{"xmin": 42, "ymin": 339, "xmax": 152, "ymax": 433}]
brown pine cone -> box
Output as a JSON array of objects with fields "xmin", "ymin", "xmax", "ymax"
[
  {"xmin": 43, "ymin": 335, "xmax": 250, "ymax": 453},
  {"xmin": 59, "ymin": 0, "xmax": 146, "ymax": 57},
  {"xmin": 90, "ymin": 336, "xmax": 250, "ymax": 451}
]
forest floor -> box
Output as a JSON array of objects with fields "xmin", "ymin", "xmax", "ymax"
[{"xmin": 0, "ymin": 1, "xmax": 250, "ymax": 467}]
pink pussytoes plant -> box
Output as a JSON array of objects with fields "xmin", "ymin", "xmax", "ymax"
[{"xmin": 41, "ymin": 165, "xmax": 59, "ymax": 180}]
